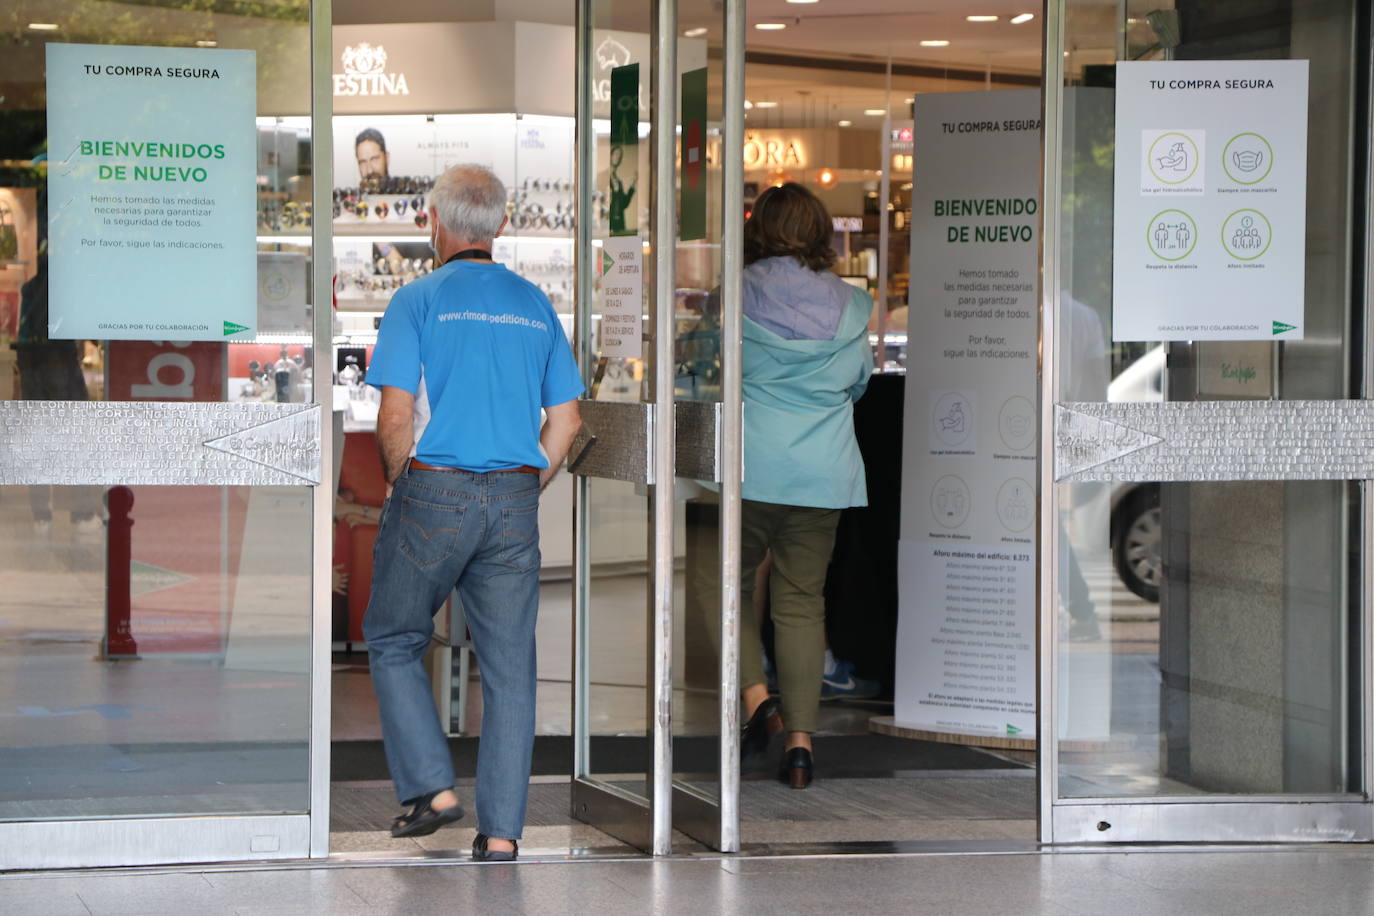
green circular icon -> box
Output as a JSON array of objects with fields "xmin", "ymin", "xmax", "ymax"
[
  {"xmin": 1146, "ymin": 209, "xmax": 1197, "ymax": 261},
  {"xmin": 1221, "ymin": 132, "xmax": 1274, "ymax": 185},
  {"xmin": 1221, "ymin": 209, "xmax": 1272, "ymax": 261},
  {"xmin": 1147, "ymin": 132, "xmax": 1200, "ymax": 185}
]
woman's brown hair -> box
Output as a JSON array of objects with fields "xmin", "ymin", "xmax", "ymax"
[{"xmin": 743, "ymin": 182, "xmax": 837, "ymax": 271}]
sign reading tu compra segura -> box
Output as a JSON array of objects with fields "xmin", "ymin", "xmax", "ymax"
[
  {"xmin": 1112, "ymin": 60, "xmax": 1309, "ymax": 342},
  {"xmin": 47, "ymin": 44, "xmax": 256, "ymax": 341}
]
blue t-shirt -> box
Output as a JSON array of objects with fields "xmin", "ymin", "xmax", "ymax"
[{"xmin": 367, "ymin": 260, "xmax": 584, "ymax": 472}]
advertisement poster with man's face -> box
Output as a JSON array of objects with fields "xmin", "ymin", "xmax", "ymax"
[
  {"xmin": 330, "ymin": 115, "xmax": 518, "ymax": 231},
  {"xmin": 330, "ymin": 115, "xmax": 576, "ymax": 234},
  {"xmin": 333, "ymin": 114, "xmax": 517, "ymax": 188}
]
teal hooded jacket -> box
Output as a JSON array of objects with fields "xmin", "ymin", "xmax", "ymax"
[{"xmin": 741, "ymin": 256, "xmax": 872, "ymax": 509}]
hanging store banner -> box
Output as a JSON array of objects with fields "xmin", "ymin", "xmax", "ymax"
[
  {"xmin": 608, "ymin": 63, "xmax": 640, "ymax": 237},
  {"xmin": 680, "ymin": 67, "xmax": 708, "ymax": 241},
  {"xmin": 897, "ymin": 90, "xmax": 1041, "ymax": 741},
  {"xmin": 598, "ymin": 236, "xmax": 643, "ymax": 359},
  {"xmin": 45, "ymin": 44, "xmax": 257, "ymax": 341},
  {"xmin": 1112, "ymin": 60, "xmax": 1309, "ymax": 342}
]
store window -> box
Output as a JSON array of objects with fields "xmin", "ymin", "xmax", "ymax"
[{"xmin": 0, "ymin": 6, "xmax": 318, "ymax": 828}]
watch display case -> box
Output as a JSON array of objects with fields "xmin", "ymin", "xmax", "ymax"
[{"xmin": 330, "ymin": 113, "xmax": 575, "ymax": 317}]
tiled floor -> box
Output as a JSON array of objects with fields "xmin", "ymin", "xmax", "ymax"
[
  {"xmin": 330, "ymin": 768, "xmax": 1038, "ymax": 853},
  {"xmin": 5, "ymin": 846, "xmax": 1374, "ymax": 915}
]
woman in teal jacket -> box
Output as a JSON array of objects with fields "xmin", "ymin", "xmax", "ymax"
[{"xmin": 736, "ymin": 183, "xmax": 871, "ymax": 789}]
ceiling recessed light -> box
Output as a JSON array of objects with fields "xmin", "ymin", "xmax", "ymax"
[
  {"xmin": 754, "ymin": 101, "xmax": 779, "ymax": 109},
  {"xmin": 966, "ymin": 15, "xmax": 998, "ymax": 22},
  {"xmin": 864, "ymin": 108, "xmax": 886, "ymax": 116},
  {"xmin": 920, "ymin": 39, "xmax": 950, "ymax": 47},
  {"xmin": 838, "ymin": 120, "xmax": 852, "ymax": 127},
  {"xmin": 195, "ymin": 39, "xmax": 218, "ymax": 47},
  {"xmin": 754, "ymin": 22, "xmax": 787, "ymax": 31},
  {"xmin": 28, "ymin": 22, "xmax": 59, "ymax": 30},
  {"xmin": 683, "ymin": 27, "xmax": 708, "ymax": 37},
  {"xmin": 1010, "ymin": 13, "xmax": 1035, "ymax": 24},
  {"xmin": 743, "ymin": 99, "xmax": 754, "ymax": 109}
]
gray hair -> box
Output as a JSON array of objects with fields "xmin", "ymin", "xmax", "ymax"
[{"xmin": 430, "ymin": 164, "xmax": 507, "ymax": 241}]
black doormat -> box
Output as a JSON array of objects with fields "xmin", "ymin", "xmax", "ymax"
[{"xmin": 332, "ymin": 734, "xmax": 1026, "ymax": 783}]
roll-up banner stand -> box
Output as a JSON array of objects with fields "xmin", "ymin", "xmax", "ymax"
[
  {"xmin": 896, "ymin": 87, "xmax": 1118, "ymax": 745},
  {"xmin": 897, "ymin": 90, "xmax": 1042, "ymax": 742}
]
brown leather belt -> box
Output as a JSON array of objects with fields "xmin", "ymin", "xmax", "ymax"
[{"xmin": 410, "ymin": 458, "xmax": 540, "ymax": 476}]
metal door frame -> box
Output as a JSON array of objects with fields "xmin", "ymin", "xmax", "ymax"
[
  {"xmin": 0, "ymin": 0, "xmax": 333, "ymax": 869},
  {"xmin": 1036, "ymin": 0, "xmax": 1374, "ymax": 845},
  {"xmin": 307, "ymin": 0, "xmax": 335, "ymax": 859}
]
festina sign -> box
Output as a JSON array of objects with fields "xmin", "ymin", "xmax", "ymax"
[{"xmin": 333, "ymin": 42, "xmax": 410, "ymax": 97}]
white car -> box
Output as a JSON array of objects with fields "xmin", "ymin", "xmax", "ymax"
[{"xmin": 1107, "ymin": 346, "xmax": 1164, "ymax": 602}]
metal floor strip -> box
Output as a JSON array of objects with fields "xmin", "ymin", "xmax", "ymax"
[{"xmin": 12, "ymin": 838, "xmax": 1374, "ymax": 882}]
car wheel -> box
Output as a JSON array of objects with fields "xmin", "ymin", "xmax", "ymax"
[{"xmin": 1113, "ymin": 487, "xmax": 1161, "ymax": 603}]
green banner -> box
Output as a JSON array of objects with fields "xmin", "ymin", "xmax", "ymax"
[
  {"xmin": 680, "ymin": 67, "xmax": 708, "ymax": 241},
  {"xmin": 609, "ymin": 63, "xmax": 639, "ymax": 236}
]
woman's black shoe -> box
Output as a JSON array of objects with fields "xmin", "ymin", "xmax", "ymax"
[
  {"xmin": 390, "ymin": 789, "xmax": 465, "ymax": 838},
  {"xmin": 779, "ymin": 746, "xmax": 813, "ymax": 789},
  {"xmin": 741, "ymin": 696, "xmax": 782, "ymax": 760},
  {"xmin": 472, "ymin": 833, "xmax": 519, "ymax": 861}
]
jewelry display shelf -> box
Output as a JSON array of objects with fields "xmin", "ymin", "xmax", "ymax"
[{"xmin": 333, "ymin": 223, "xmax": 428, "ymax": 238}]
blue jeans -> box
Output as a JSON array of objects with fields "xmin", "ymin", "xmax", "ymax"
[{"xmin": 362, "ymin": 465, "xmax": 542, "ymax": 840}]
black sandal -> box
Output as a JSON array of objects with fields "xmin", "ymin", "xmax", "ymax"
[
  {"xmin": 390, "ymin": 789, "xmax": 465, "ymax": 838},
  {"xmin": 472, "ymin": 833, "xmax": 519, "ymax": 861}
]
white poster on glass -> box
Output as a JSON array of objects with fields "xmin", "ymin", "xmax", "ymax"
[
  {"xmin": 897, "ymin": 90, "xmax": 1041, "ymax": 741},
  {"xmin": 1112, "ymin": 60, "xmax": 1309, "ymax": 341},
  {"xmin": 257, "ymin": 251, "xmax": 307, "ymax": 333},
  {"xmin": 598, "ymin": 236, "xmax": 643, "ymax": 359},
  {"xmin": 46, "ymin": 43, "xmax": 257, "ymax": 340}
]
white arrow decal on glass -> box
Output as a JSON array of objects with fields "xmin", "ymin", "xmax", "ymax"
[{"xmin": 204, "ymin": 406, "xmax": 321, "ymax": 484}]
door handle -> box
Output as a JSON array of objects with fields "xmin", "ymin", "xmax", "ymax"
[{"xmin": 566, "ymin": 434, "xmax": 598, "ymax": 474}]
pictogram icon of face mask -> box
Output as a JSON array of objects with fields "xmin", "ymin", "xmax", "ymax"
[{"xmin": 1232, "ymin": 149, "xmax": 1264, "ymax": 172}]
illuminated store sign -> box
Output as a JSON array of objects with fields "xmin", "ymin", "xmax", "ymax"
[
  {"xmin": 743, "ymin": 133, "xmax": 806, "ymax": 169},
  {"xmin": 333, "ymin": 42, "xmax": 410, "ymax": 97},
  {"xmin": 593, "ymin": 38, "xmax": 646, "ymax": 112}
]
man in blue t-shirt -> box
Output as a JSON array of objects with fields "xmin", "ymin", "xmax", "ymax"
[{"xmin": 363, "ymin": 164, "xmax": 583, "ymax": 861}]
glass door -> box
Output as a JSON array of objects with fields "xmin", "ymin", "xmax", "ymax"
[
  {"xmin": 0, "ymin": 1, "xmax": 331, "ymax": 868},
  {"xmin": 667, "ymin": 0, "xmax": 743, "ymax": 854},
  {"xmin": 569, "ymin": 0, "xmax": 743, "ymax": 855},
  {"xmin": 1040, "ymin": 0, "xmax": 1374, "ymax": 842},
  {"xmin": 569, "ymin": 0, "xmax": 674, "ymax": 855}
]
